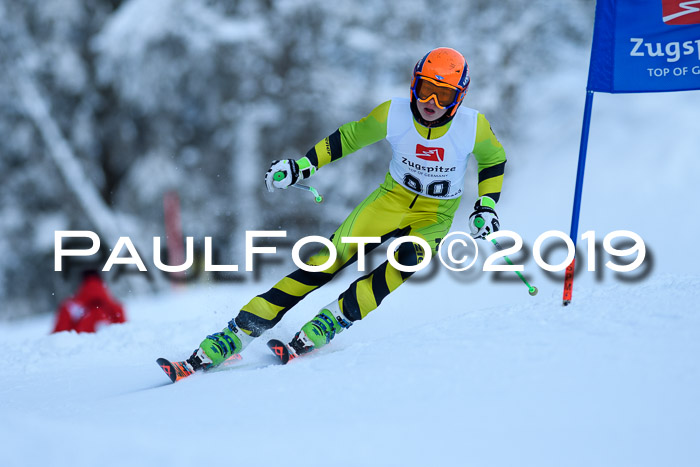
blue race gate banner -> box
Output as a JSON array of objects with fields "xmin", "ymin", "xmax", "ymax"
[{"xmin": 588, "ymin": 0, "xmax": 700, "ymax": 93}]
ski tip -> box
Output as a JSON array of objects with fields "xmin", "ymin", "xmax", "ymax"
[
  {"xmin": 157, "ymin": 358, "xmax": 178, "ymax": 383},
  {"xmin": 266, "ymin": 339, "xmax": 291, "ymax": 365},
  {"xmin": 157, "ymin": 357, "xmax": 194, "ymax": 383}
]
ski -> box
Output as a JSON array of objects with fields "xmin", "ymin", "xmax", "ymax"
[
  {"xmin": 156, "ymin": 354, "xmax": 243, "ymax": 383},
  {"xmin": 156, "ymin": 358, "xmax": 194, "ymax": 383},
  {"xmin": 158, "ymin": 339, "xmax": 299, "ymax": 382},
  {"xmin": 266, "ymin": 339, "xmax": 299, "ymax": 365}
]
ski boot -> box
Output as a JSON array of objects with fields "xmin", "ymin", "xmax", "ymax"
[
  {"xmin": 196, "ymin": 318, "xmax": 255, "ymax": 368},
  {"xmin": 288, "ymin": 300, "xmax": 353, "ymax": 358},
  {"xmin": 157, "ymin": 319, "xmax": 253, "ymax": 383}
]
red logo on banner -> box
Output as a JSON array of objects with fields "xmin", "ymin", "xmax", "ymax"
[
  {"xmin": 415, "ymin": 144, "xmax": 445, "ymax": 162},
  {"xmin": 662, "ymin": 0, "xmax": 700, "ymax": 25}
]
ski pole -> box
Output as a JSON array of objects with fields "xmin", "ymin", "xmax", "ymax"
[
  {"xmin": 490, "ymin": 238, "xmax": 538, "ymax": 296},
  {"xmin": 274, "ymin": 171, "xmax": 323, "ymax": 203},
  {"xmin": 474, "ymin": 217, "xmax": 538, "ymax": 296}
]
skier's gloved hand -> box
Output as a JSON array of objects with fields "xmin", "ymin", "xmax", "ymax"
[
  {"xmin": 469, "ymin": 196, "xmax": 499, "ymax": 240},
  {"xmin": 264, "ymin": 159, "xmax": 300, "ymax": 192}
]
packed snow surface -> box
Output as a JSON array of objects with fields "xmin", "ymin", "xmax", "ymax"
[{"xmin": 1, "ymin": 274, "xmax": 699, "ymax": 467}]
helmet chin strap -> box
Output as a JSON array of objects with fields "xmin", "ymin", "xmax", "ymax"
[{"xmin": 410, "ymin": 98, "xmax": 457, "ymax": 128}]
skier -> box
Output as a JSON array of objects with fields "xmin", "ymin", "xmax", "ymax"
[{"xmin": 181, "ymin": 47, "xmax": 505, "ymax": 371}]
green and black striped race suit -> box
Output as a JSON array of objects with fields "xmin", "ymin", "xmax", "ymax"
[{"xmin": 236, "ymin": 98, "xmax": 506, "ymax": 335}]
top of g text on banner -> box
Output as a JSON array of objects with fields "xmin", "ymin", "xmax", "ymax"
[{"xmin": 588, "ymin": 0, "xmax": 700, "ymax": 93}]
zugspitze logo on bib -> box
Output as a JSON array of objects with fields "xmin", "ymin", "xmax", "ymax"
[
  {"xmin": 662, "ymin": 0, "xmax": 700, "ymax": 25},
  {"xmin": 415, "ymin": 144, "xmax": 445, "ymax": 162}
]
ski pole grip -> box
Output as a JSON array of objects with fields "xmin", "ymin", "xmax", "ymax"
[
  {"xmin": 273, "ymin": 171, "xmax": 285, "ymax": 181},
  {"xmin": 474, "ymin": 216, "xmax": 485, "ymax": 229}
]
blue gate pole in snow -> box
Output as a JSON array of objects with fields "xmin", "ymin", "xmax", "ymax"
[{"xmin": 563, "ymin": 90, "xmax": 595, "ymax": 306}]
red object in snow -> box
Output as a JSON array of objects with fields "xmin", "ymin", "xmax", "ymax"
[{"xmin": 52, "ymin": 272, "xmax": 126, "ymax": 333}]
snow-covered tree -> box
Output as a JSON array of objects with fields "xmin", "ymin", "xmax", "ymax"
[{"xmin": 0, "ymin": 0, "xmax": 593, "ymax": 318}]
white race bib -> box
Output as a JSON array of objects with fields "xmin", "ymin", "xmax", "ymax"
[{"xmin": 387, "ymin": 98, "xmax": 478, "ymax": 199}]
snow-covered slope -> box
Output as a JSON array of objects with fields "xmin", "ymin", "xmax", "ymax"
[{"xmin": 1, "ymin": 274, "xmax": 699, "ymax": 467}]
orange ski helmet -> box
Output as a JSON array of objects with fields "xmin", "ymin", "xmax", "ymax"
[{"xmin": 410, "ymin": 47, "xmax": 470, "ymax": 119}]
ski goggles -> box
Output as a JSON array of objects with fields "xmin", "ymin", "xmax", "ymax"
[{"xmin": 412, "ymin": 76, "xmax": 461, "ymax": 109}]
